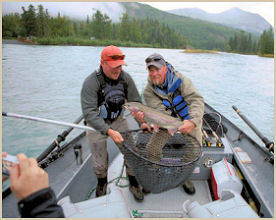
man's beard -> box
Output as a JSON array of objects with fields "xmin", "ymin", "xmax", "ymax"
[{"xmin": 151, "ymin": 77, "xmax": 162, "ymax": 85}]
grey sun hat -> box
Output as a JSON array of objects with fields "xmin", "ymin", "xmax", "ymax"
[{"xmin": 145, "ymin": 53, "xmax": 166, "ymax": 69}]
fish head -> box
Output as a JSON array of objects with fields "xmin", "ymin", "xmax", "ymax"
[{"xmin": 123, "ymin": 102, "xmax": 140, "ymax": 113}]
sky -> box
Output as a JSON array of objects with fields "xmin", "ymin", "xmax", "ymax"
[
  {"xmin": 2, "ymin": 2, "xmax": 274, "ymax": 26},
  {"xmin": 142, "ymin": 2, "xmax": 274, "ymax": 26}
]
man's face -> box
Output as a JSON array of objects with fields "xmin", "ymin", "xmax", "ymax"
[
  {"xmin": 102, "ymin": 61, "xmax": 122, "ymax": 80},
  {"xmin": 148, "ymin": 65, "xmax": 167, "ymax": 85}
]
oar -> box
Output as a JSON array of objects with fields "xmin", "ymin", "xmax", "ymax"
[
  {"xmin": 2, "ymin": 112, "xmax": 95, "ymax": 132},
  {"xmin": 232, "ymin": 105, "xmax": 274, "ymax": 153}
]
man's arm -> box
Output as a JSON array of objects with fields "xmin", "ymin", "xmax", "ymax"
[
  {"xmin": 180, "ymin": 75, "xmax": 204, "ymax": 128},
  {"xmin": 9, "ymin": 153, "xmax": 64, "ymax": 218},
  {"xmin": 81, "ymin": 73, "xmax": 110, "ymax": 134},
  {"xmin": 18, "ymin": 187, "xmax": 64, "ymax": 218}
]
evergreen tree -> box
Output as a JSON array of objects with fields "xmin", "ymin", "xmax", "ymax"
[
  {"xmin": 36, "ymin": 5, "xmax": 50, "ymax": 37},
  {"xmin": 2, "ymin": 13, "xmax": 21, "ymax": 38},
  {"xmin": 120, "ymin": 13, "xmax": 132, "ymax": 41},
  {"xmin": 228, "ymin": 31, "xmax": 258, "ymax": 54},
  {"xmin": 258, "ymin": 28, "xmax": 274, "ymax": 55},
  {"xmin": 247, "ymin": 33, "xmax": 252, "ymax": 53},
  {"xmin": 21, "ymin": 4, "xmax": 37, "ymax": 36},
  {"xmin": 102, "ymin": 14, "xmax": 112, "ymax": 39},
  {"xmin": 91, "ymin": 10, "xmax": 111, "ymax": 40}
]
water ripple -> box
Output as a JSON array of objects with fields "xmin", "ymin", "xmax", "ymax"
[{"xmin": 2, "ymin": 44, "xmax": 274, "ymax": 157}]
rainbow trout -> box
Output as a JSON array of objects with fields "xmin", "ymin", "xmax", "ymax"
[{"xmin": 123, "ymin": 102, "xmax": 183, "ymax": 135}]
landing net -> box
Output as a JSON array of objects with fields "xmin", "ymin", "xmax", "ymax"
[{"xmin": 121, "ymin": 130, "xmax": 201, "ymax": 193}]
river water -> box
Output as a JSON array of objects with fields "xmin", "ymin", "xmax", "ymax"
[{"xmin": 2, "ymin": 44, "xmax": 274, "ymax": 158}]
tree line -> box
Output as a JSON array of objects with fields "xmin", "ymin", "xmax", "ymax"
[
  {"xmin": 258, "ymin": 28, "xmax": 274, "ymax": 55},
  {"xmin": 2, "ymin": 4, "xmax": 274, "ymax": 55},
  {"xmin": 2, "ymin": 4, "xmax": 186, "ymax": 49},
  {"xmin": 227, "ymin": 28, "xmax": 274, "ymax": 55}
]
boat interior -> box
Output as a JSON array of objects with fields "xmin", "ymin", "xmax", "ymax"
[{"xmin": 2, "ymin": 103, "xmax": 274, "ymax": 218}]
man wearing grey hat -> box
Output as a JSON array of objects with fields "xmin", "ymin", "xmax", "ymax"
[{"xmin": 136, "ymin": 53, "xmax": 204, "ymax": 194}]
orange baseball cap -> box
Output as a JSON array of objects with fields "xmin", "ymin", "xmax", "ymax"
[{"xmin": 101, "ymin": 45, "xmax": 126, "ymax": 68}]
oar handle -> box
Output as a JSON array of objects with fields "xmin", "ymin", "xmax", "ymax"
[{"xmin": 232, "ymin": 105, "xmax": 274, "ymax": 152}]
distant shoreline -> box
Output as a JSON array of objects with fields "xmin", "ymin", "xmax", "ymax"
[
  {"xmin": 2, "ymin": 39, "xmax": 30, "ymax": 45},
  {"xmin": 2, "ymin": 39, "xmax": 273, "ymax": 58}
]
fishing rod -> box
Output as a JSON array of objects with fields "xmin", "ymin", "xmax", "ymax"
[
  {"xmin": 232, "ymin": 106, "xmax": 274, "ymax": 153},
  {"xmin": 202, "ymin": 115, "xmax": 220, "ymax": 141},
  {"xmin": 2, "ymin": 114, "xmax": 85, "ymax": 200},
  {"xmin": 2, "ymin": 112, "xmax": 95, "ymax": 132},
  {"xmin": 2, "ymin": 111, "xmax": 147, "ymax": 199},
  {"xmin": 2, "ymin": 112, "xmax": 148, "ymax": 136}
]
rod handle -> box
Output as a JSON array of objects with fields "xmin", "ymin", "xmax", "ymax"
[{"xmin": 232, "ymin": 105, "xmax": 238, "ymax": 112}]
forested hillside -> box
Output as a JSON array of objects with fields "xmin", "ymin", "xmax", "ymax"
[
  {"xmin": 2, "ymin": 3, "xmax": 273, "ymax": 56},
  {"xmin": 167, "ymin": 7, "xmax": 272, "ymax": 35},
  {"xmin": 2, "ymin": 5, "xmax": 186, "ymax": 48},
  {"xmin": 120, "ymin": 2, "xmax": 247, "ymax": 50}
]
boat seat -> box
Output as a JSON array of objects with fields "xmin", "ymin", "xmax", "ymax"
[
  {"xmin": 58, "ymin": 185, "xmax": 131, "ymax": 218},
  {"xmin": 183, "ymin": 189, "xmax": 259, "ymax": 218}
]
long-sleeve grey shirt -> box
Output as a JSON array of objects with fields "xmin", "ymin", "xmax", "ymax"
[{"xmin": 81, "ymin": 67, "xmax": 141, "ymax": 134}]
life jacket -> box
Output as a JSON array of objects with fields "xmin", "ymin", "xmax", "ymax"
[
  {"xmin": 96, "ymin": 69, "xmax": 127, "ymax": 121},
  {"xmin": 161, "ymin": 78, "xmax": 190, "ymax": 121}
]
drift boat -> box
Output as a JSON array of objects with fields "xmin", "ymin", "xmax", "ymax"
[{"xmin": 2, "ymin": 103, "xmax": 274, "ymax": 218}]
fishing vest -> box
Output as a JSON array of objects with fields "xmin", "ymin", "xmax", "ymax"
[
  {"xmin": 96, "ymin": 70, "xmax": 128, "ymax": 121},
  {"xmin": 161, "ymin": 78, "xmax": 190, "ymax": 121}
]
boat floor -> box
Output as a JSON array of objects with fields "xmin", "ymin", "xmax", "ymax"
[{"xmin": 106, "ymin": 153, "xmax": 212, "ymax": 218}]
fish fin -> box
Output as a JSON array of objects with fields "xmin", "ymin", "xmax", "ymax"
[
  {"xmin": 153, "ymin": 124, "xmax": 159, "ymax": 133},
  {"xmin": 168, "ymin": 128, "xmax": 178, "ymax": 136}
]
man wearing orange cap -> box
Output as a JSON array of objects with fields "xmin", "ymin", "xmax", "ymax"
[{"xmin": 81, "ymin": 45, "xmax": 144, "ymax": 201}]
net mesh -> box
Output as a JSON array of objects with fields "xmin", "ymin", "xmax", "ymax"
[{"xmin": 121, "ymin": 130, "xmax": 201, "ymax": 193}]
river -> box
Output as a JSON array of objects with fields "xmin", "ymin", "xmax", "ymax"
[{"xmin": 2, "ymin": 44, "xmax": 274, "ymax": 158}]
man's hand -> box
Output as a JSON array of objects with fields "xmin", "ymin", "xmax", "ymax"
[
  {"xmin": 131, "ymin": 111, "xmax": 145, "ymax": 124},
  {"xmin": 10, "ymin": 153, "xmax": 49, "ymax": 200},
  {"xmin": 178, "ymin": 120, "xmax": 196, "ymax": 134},
  {"xmin": 141, "ymin": 122, "xmax": 152, "ymax": 132},
  {"xmin": 107, "ymin": 128, "xmax": 124, "ymax": 144},
  {"xmin": 2, "ymin": 152, "xmax": 8, "ymax": 182}
]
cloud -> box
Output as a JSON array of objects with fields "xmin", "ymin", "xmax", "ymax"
[{"xmin": 2, "ymin": 2, "xmax": 126, "ymax": 22}]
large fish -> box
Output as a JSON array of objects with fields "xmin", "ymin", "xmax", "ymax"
[{"xmin": 123, "ymin": 102, "xmax": 183, "ymax": 135}]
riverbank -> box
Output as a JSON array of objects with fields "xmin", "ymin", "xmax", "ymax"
[
  {"xmin": 258, "ymin": 54, "xmax": 274, "ymax": 58},
  {"xmin": 2, "ymin": 37, "xmax": 158, "ymax": 48},
  {"xmin": 230, "ymin": 51, "xmax": 274, "ymax": 58},
  {"xmin": 2, "ymin": 39, "xmax": 31, "ymax": 45},
  {"xmin": 183, "ymin": 49, "xmax": 219, "ymax": 54},
  {"xmin": 3, "ymin": 39, "xmax": 274, "ymax": 58},
  {"xmin": 38, "ymin": 37, "xmax": 154, "ymax": 48},
  {"xmin": 183, "ymin": 48, "xmax": 274, "ymax": 58}
]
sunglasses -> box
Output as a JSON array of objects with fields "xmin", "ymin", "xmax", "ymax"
[
  {"xmin": 106, "ymin": 54, "xmax": 125, "ymax": 60},
  {"xmin": 145, "ymin": 57, "xmax": 163, "ymax": 63}
]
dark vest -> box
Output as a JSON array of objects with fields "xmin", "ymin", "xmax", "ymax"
[{"xmin": 96, "ymin": 69, "xmax": 128, "ymax": 121}]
